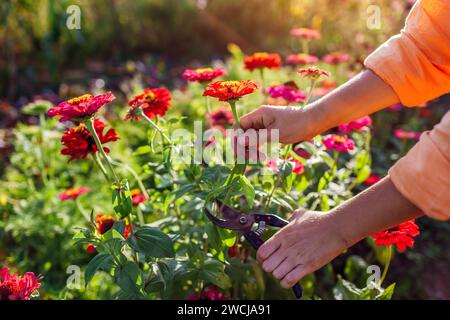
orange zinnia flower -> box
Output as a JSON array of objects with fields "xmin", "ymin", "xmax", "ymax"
[
  {"xmin": 59, "ymin": 187, "xmax": 89, "ymax": 201},
  {"xmin": 298, "ymin": 66, "xmax": 330, "ymax": 80},
  {"xmin": 244, "ymin": 52, "xmax": 281, "ymax": 71},
  {"xmin": 203, "ymin": 80, "xmax": 258, "ymax": 102}
]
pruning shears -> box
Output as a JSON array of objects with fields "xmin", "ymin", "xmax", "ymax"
[{"xmin": 204, "ymin": 201, "xmax": 303, "ymax": 299}]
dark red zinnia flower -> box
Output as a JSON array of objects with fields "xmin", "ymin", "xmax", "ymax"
[
  {"xmin": 126, "ymin": 88, "xmax": 172, "ymax": 121},
  {"xmin": 86, "ymin": 244, "xmax": 97, "ymax": 254},
  {"xmin": 59, "ymin": 187, "xmax": 89, "ymax": 201},
  {"xmin": 203, "ymin": 80, "xmax": 258, "ymax": 102},
  {"xmin": 60, "ymin": 118, "xmax": 119, "ymax": 161},
  {"xmin": 182, "ymin": 67, "xmax": 225, "ymax": 83},
  {"xmin": 0, "ymin": 267, "xmax": 42, "ymax": 300},
  {"xmin": 244, "ymin": 52, "xmax": 281, "ymax": 71},
  {"xmin": 95, "ymin": 214, "xmax": 115, "ymax": 235},
  {"xmin": 48, "ymin": 92, "xmax": 115, "ymax": 122},
  {"xmin": 371, "ymin": 219, "xmax": 420, "ymax": 252}
]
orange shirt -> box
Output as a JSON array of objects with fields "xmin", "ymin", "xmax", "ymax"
[{"xmin": 364, "ymin": 0, "xmax": 450, "ymax": 220}]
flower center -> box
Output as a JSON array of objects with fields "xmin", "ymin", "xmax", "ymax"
[
  {"xmin": 67, "ymin": 94, "xmax": 93, "ymax": 105},
  {"xmin": 143, "ymin": 91, "xmax": 156, "ymax": 102},
  {"xmin": 195, "ymin": 68, "xmax": 213, "ymax": 73}
]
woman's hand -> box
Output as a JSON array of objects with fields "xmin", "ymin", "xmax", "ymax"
[
  {"xmin": 256, "ymin": 210, "xmax": 349, "ymax": 289},
  {"xmin": 239, "ymin": 105, "xmax": 318, "ymax": 144}
]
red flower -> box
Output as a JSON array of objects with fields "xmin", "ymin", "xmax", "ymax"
[
  {"xmin": 0, "ymin": 267, "xmax": 42, "ymax": 300},
  {"xmin": 207, "ymin": 106, "xmax": 235, "ymax": 128},
  {"xmin": 48, "ymin": 93, "xmax": 115, "ymax": 122},
  {"xmin": 59, "ymin": 187, "xmax": 89, "ymax": 201},
  {"xmin": 394, "ymin": 129, "xmax": 421, "ymax": 140},
  {"xmin": 86, "ymin": 244, "xmax": 97, "ymax": 254},
  {"xmin": 286, "ymin": 53, "xmax": 319, "ymax": 66},
  {"xmin": 131, "ymin": 189, "xmax": 146, "ymax": 206},
  {"xmin": 323, "ymin": 134, "xmax": 355, "ymax": 153},
  {"xmin": 298, "ymin": 66, "xmax": 330, "ymax": 80},
  {"xmin": 61, "ymin": 118, "xmax": 119, "ymax": 161},
  {"xmin": 182, "ymin": 67, "xmax": 225, "ymax": 83},
  {"xmin": 371, "ymin": 219, "xmax": 420, "ymax": 252},
  {"xmin": 294, "ymin": 147, "xmax": 312, "ymax": 160},
  {"xmin": 338, "ymin": 116, "xmax": 372, "ymax": 134},
  {"xmin": 364, "ymin": 174, "xmax": 382, "ymax": 186},
  {"xmin": 323, "ymin": 52, "xmax": 350, "ymax": 65},
  {"xmin": 187, "ymin": 286, "xmax": 228, "ymax": 300},
  {"xmin": 244, "ymin": 52, "xmax": 281, "ymax": 71},
  {"xmin": 203, "ymin": 80, "xmax": 258, "ymax": 102},
  {"xmin": 290, "ymin": 28, "xmax": 321, "ymax": 39},
  {"xmin": 123, "ymin": 223, "xmax": 133, "ymax": 239},
  {"xmin": 95, "ymin": 214, "xmax": 115, "ymax": 235},
  {"xmin": 126, "ymin": 88, "xmax": 172, "ymax": 121}
]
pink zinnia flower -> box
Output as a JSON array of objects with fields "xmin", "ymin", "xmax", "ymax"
[
  {"xmin": 0, "ymin": 267, "xmax": 42, "ymax": 300},
  {"xmin": 182, "ymin": 67, "xmax": 225, "ymax": 83},
  {"xmin": 59, "ymin": 187, "xmax": 89, "ymax": 201},
  {"xmin": 298, "ymin": 66, "xmax": 330, "ymax": 80},
  {"xmin": 267, "ymin": 84, "xmax": 306, "ymax": 103},
  {"xmin": 48, "ymin": 93, "xmax": 115, "ymax": 122},
  {"xmin": 388, "ymin": 103, "xmax": 403, "ymax": 111},
  {"xmin": 206, "ymin": 106, "xmax": 235, "ymax": 129},
  {"xmin": 285, "ymin": 53, "xmax": 319, "ymax": 66},
  {"xmin": 394, "ymin": 129, "xmax": 421, "ymax": 140},
  {"xmin": 323, "ymin": 52, "xmax": 350, "ymax": 65},
  {"xmin": 338, "ymin": 116, "xmax": 372, "ymax": 134},
  {"xmin": 266, "ymin": 157, "xmax": 304, "ymax": 175},
  {"xmin": 290, "ymin": 28, "xmax": 321, "ymax": 39},
  {"xmin": 323, "ymin": 134, "xmax": 355, "ymax": 153}
]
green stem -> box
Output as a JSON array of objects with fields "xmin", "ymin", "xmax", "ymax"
[
  {"xmin": 110, "ymin": 159, "xmax": 149, "ymax": 200},
  {"xmin": 301, "ymin": 39, "xmax": 309, "ymax": 54},
  {"xmin": 304, "ymin": 79, "xmax": 317, "ymax": 106},
  {"xmin": 127, "ymin": 215, "xmax": 139, "ymax": 263},
  {"xmin": 85, "ymin": 118, "xmax": 120, "ymax": 185},
  {"xmin": 75, "ymin": 197, "xmax": 90, "ymax": 220},
  {"xmin": 265, "ymin": 145, "xmax": 292, "ymax": 209},
  {"xmin": 92, "ymin": 153, "xmax": 111, "ymax": 183},
  {"xmin": 138, "ymin": 108, "xmax": 172, "ymax": 144},
  {"xmin": 136, "ymin": 207, "xmax": 145, "ymax": 225},
  {"xmin": 205, "ymin": 94, "xmax": 211, "ymax": 114},
  {"xmin": 259, "ymin": 69, "xmax": 266, "ymax": 94},
  {"xmin": 379, "ymin": 245, "xmax": 393, "ymax": 287},
  {"xmin": 228, "ymin": 101, "xmax": 240, "ymax": 130}
]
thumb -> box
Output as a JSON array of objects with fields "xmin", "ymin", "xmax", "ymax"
[{"xmin": 239, "ymin": 106, "xmax": 271, "ymax": 131}]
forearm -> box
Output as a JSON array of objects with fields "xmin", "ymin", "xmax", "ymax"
[
  {"xmin": 303, "ymin": 70, "xmax": 399, "ymax": 138},
  {"xmin": 330, "ymin": 176, "xmax": 423, "ymax": 247}
]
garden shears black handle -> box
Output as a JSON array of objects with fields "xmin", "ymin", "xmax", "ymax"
[{"xmin": 204, "ymin": 201, "xmax": 303, "ymax": 299}]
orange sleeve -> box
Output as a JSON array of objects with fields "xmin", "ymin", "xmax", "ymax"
[
  {"xmin": 364, "ymin": 0, "xmax": 450, "ymax": 106},
  {"xmin": 388, "ymin": 110, "xmax": 450, "ymax": 220}
]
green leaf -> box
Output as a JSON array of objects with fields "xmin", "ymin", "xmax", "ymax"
[
  {"xmin": 333, "ymin": 276, "xmax": 362, "ymax": 300},
  {"xmin": 133, "ymin": 145, "xmax": 152, "ymax": 156},
  {"xmin": 377, "ymin": 283, "xmax": 396, "ymax": 300},
  {"xmin": 127, "ymin": 226, "xmax": 174, "ymax": 258},
  {"xmin": 201, "ymin": 258, "xmax": 232, "ymax": 289},
  {"xmin": 116, "ymin": 261, "xmax": 144, "ymax": 299},
  {"xmin": 85, "ymin": 253, "xmax": 114, "ymax": 285},
  {"xmin": 240, "ymin": 175, "xmax": 255, "ymax": 208},
  {"xmin": 355, "ymin": 165, "xmax": 371, "ymax": 184},
  {"xmin": 218, "ymin": 228, "xmax": 237, "ymax": 248}
]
